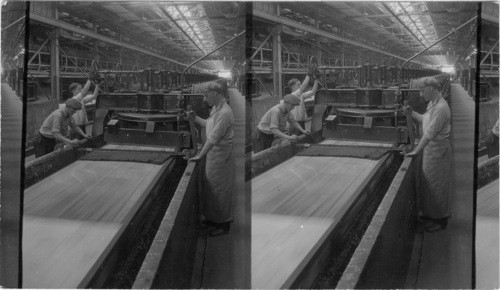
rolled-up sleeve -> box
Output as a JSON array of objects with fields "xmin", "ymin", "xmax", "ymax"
[
  {"xmin": 268, "ymin": 110, "xmax": 280, "ymax": 130},
  {"xmin": 423, "ymin": 109, "xmax": 447, "ymax": 139},
  {"xmin": 207, "ymin": 113, "xmax": 231, "ymax": 145},
  {"xmin": 51, "ymin": 114, "xmax": 62, "ymax": 134}
]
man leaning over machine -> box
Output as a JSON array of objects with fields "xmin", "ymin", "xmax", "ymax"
[
  {"xmin": 255, "ymin": 94, "xmax": 310, "ymax": 152},
  {"xmin": 33, "ymin": 98, "xmax": 92, "ymax": 158}
]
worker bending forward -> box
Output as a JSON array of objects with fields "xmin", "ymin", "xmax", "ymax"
[
  {"xmin": 69, "ymin": 80, "xmax": 100, "ymax": 139},
  {"xmin": 189, "ymin": 82, "xmax": 235, "ymax": 237},
  {"xmin": 404, "ymin": 77, "xmax": 452, "ymax": 233},
  {"xmin": 33, "ymin": 98, "xmax": 92, "ymax": 158},
  {"xmin": 256, "ymin": 94, "xmax": 310, "ymax": 152}
]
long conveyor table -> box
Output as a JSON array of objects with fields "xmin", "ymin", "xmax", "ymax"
[
  {"xmin": 252, "ymin": 140, "xmax": 394, "ymax": 288},
  {"xmin": 23, "ymin": 144, "xmax": 177, "ymax": 288}
]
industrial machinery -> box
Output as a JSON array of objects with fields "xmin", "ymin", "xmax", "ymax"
[
  {"xmin": 92, "ymin": 62, "xmax": 215, "ymax": 153},
  {"xmin": 251, "ymin": 69, "xmax": 451, "ymax": 289},
  {"xmin": 23, "ymin": 26, "xmax": 245, "ymax": 288},
  {"xmin": 23, "ymin": 65, "xmax": 223, "ymax": 289}
]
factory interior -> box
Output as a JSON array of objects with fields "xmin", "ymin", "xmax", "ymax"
[{"xmin": 0, "ymin": 1, "xmax": 499, "ymax": 289}]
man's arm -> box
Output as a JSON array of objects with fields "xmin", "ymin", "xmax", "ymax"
[
  {"xmin": 290, "ymin": 119, "xmax": 309, "ymax": 135},
  {"xmin": 298, "ymin": 75, "xmax": 311, "ymax": 94},
  {"xmin": 70, "ymin": 123, "xmax": 91, "ymax": 139},
  {"xmin": 53, "ymin": 132, "xmax": 78, "ymax": 145},
  {"xmin": 271, "ymin": 128, "xmax": 296, "ymax": 140},
  {"xmin": 194, "ymin": 116, "xmax": 207, "ymax": 127},
  {"xmin": 302, "ymin": 80, "xmax": 319, "ymax": 100},
  {"xmin": 83, "ymin": 83, "xmax": 100, "ymax": 104},
  {"xmin": 411, "ymin": 111, "xmax": 423, "ymax": 123},
  {"xmin": 80, "ymin": 79, "xmax": 92, "ymax": 98}
]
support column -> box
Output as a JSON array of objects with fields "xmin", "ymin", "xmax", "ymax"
[
  {"xmin": 272, "ymin": 23, "xmax": 282, "ymax": 100},
  {"xmin": 93, "ymin": 17, "xmax": 100, "ymax": 63},
  {"xmin": 315, "ymin": 19, "xmax": 322, "ymax": 66},
  {"xmin": 50, "ymin": 3, "xmax": 60, "ymax": 101}
]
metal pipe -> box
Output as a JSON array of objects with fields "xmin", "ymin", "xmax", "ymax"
[
  {"xmin": 480, "ymin": 40, "xmax": 499, "ymax": 65},
  {"xmin": 27, "ymin": 71, "xmax": 51, "ymax": 100},
  {"xmin": 251, "ymin": 68, "xmax": 275, "ymax": 98},
  {"xmin": 2, "ymin": 15, "xmax": 25, "ymax": 31},
  {"xmin": 249, "ymin": 26, "xmax": 278, "ymax": 62},
  {"xmin": 28, "ymin": 39, "xmax": 50, "ymax": 65},
  {"xmin": 49, "ymin": 36, "xmax": 104, "ymax": 93},
  {"xmin": 276, "ymin": 38, "xmax": 324, "ymax": 86},
  {"xmin": 402, "ymin": 15, "xmax": 478, "ymax": 69},
  {"xmin": 182, "ymin": 30, "xmax": 246, "ymax": 76},
  {"xmin": 454, "ymin": 22, "xmax": 478, "ymax": 67}
]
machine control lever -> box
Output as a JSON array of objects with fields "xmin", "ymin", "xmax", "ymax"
[{"xmin": 403, "ymin": 100, "xmax": 415, "ymax": 152}]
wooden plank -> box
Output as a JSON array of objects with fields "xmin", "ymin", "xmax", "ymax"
[
  {"xmin": 320, "ymin": 139, "xmax": 394, "ymax": 148},
  {"xmin": 23, "ymin": 159, "xmax": 168, "ymax": 288},
  {"xmin": 252, "ymin": 151, "xmax": 387, "ymax": 289},
  {"xmin": 23, "ymin": 217, "xmax": 120, "ymax": 289},
  {"xmin": 102, "ymin": 144, "xmax": 176, "ymax": 152}
]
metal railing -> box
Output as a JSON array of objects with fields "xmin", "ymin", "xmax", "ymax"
[
  {"xmin": 28, "ymin": 50, "xmax": 138, "ymax": 74},
  {"xmin": 251, "ymin": 46, "xmax": 357, "ymax": 71}
]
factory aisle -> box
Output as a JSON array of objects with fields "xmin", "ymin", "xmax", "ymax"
[
  {"xmin": 407, "ymin": 83, "xmax": 474, "ymax": 288},
  {"xmin": 1, "ymin": 83, "xmax": 23, "ymax": 286},
  {"xmin": 195, "ymin": 87, "xmax": 249, "ymax": 288}
]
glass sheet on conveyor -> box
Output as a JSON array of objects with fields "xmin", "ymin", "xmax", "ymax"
[
  {"xmin": 296, "ymin": 144, "xmax": 391, "ymax": 160},
  {"xmin": 79, "ymin": 149, "xmax": 173, "ymax": 164}
]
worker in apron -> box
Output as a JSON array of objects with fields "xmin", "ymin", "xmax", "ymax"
[
  {"xmin": 403, "ymin": 76, "xmax": 452, "ymax": 233},
  {"xmin": 188, "ymin": 82, "xmax": 235, "ymax": 236}
]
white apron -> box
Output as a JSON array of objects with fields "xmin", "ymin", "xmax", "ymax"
[
  {"xmin": 203, "ymin": 104, "xmax": 235, "ymax": 223},
  {"xmin": 417, "ymin": 104, "xmax": 452, "ymax": 219}
]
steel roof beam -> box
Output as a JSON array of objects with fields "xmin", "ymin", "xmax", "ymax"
[
  {"xmin": 30, "ymin": 12, "xmax": 207, "ymax": 71},
  {"xmin": 253, "ymin": 9, "xmax": 430, "ymax": 66},
  {"xmin": 155, "ymin": 4, "xmax": 205, "ymax": 55}
]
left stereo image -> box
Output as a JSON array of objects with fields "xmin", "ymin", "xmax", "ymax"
[{"xmin": 1, "ymin": 1, "xmax": 250, "ymax": 288}]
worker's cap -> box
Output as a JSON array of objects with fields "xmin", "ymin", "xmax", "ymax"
[
  {"xmin": 414, "ymin": 77, "xmax": 440, "ymax": 89},
  {"xmin": 65, "ymin": 98, "xmax": 82, "ymax": 110},
  {"xmin": 206, "ymin": 81, "xmax": 224, "ymax": 94},
  {"xmin": 283, "ymin": 94, "xmax": 300, "ymax": 106}
]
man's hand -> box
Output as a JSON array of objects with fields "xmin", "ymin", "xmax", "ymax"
[
  {"xmin": 303, "ymin": 130, "xmax": 311, "ymax": 136},
  {"xmin": 402, "ymin": 102, "xmax": 412, "ymax": 115},
  {"xmin": 404, "ymin": 150, "xmax": 418, "ymax": 158},
  {"xmin": 188, "ymin": 155, "xmax": 202, "ymax": 162},
  {"xmin": 84, "ymin": 134, "xmax": 92, "ymax": 139},
  {"xmin": 288, "ymin": 134, "xmax": 298, "ymax": 142},
  {"xmin": 68, "ymin": 139, "xmax": 79, "ymax": 145}
]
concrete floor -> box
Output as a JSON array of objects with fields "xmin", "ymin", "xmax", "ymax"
[
  {"xmin": 406, "ymin": 83, "xmax": 474, "ymax": 288},
  {"xmin": 1, "ymin": 83, "xmax": 23, "ymax": 287},
  {"xmin": 192, "ymin": 87, "xmax": 250, "ymax": 288}
]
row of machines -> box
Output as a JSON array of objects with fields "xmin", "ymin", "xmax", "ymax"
[
  {"xmin": 456, "ymin": 67, "xmax": 492, "ymax": 102},
  {"xmin": 251, "ymin": 65, "xmax": 451, "ymax": 288},
  {"xmin": 93, "ymin": 64, "xmax": 220, "ymax": 152},
  {"xmin": 319, "ymin": 64, "xmax": 441, "ymax": 89},
  {"xmin": 23, "ymin": 64, "xmax": 224, "ymax": 288}
]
